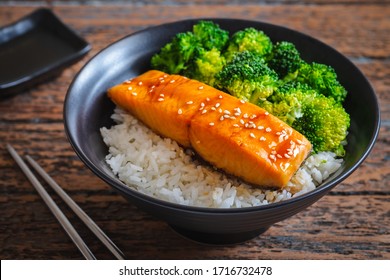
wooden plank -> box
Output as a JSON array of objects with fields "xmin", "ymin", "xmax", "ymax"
[
  {"xmin": 3, "ymin": 0, "xmax": 390, "ymax": 5},
  {"xmin": 1, "ymin": 4, "xmax": 389, "ymax": 58},
  {"xmin": 0, "ymin": 190, "xmax": 388, "ymax": 259}
]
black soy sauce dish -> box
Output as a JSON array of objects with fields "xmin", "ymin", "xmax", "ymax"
[
  {"xmin": 0, "ymin": 8, "xmax": 91, "ymax": 97},
  {"xmin": 64, "ymin": 18, "xmax": 380, "ymax": 245}
]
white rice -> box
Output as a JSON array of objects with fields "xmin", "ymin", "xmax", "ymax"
[{"xmin": 100, "ymin": 107, "xmax": 343, "ymax": 208}]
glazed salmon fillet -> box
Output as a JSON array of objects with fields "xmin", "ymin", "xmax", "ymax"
[{"xmin": 108, "ymin": 70, "xmax": 312, "ymax": 188}]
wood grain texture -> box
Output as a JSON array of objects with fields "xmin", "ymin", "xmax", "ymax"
[
  {"xmin": 2, "ymin": 0, "xmax": 390, "ymax": 5},
  {"xmin": 0, "ymin": 1, "xmax": 389, "ymax": 260}
]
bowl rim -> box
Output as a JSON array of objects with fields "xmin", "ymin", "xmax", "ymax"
[{"xmin": 64, "ymin": 17, "xmax": 381, "ymax": 214}]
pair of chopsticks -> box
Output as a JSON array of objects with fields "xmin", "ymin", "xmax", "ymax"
[{"xmin": 6, "ymin": 144, "xmax": 125, "ymax": 260}]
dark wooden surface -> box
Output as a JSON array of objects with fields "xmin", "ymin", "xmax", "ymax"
[{"xmin": 0, "ymin": 0, "xmax": 389, "ymax": 260}]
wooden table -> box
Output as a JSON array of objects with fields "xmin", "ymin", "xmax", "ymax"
[{"xmin": 1, "ymin": 0, "xmax": 389, "ymax": 260}]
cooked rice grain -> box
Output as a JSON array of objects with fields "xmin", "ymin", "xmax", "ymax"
[{"xmin": 100, "ymin": 108, "xmax": 343, "ymax": 208}]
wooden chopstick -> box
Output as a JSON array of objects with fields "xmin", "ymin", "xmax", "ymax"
[
  {"xmin": 25, "ymin": 154, "xmax": 126, "ymax": 260},
  {"xmin": 6, "ymin": 144, "xmax": 125, "ymax": 260}
]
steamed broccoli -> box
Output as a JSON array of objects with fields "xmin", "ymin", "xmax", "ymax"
[
  {"xmin": 259, "ymin": 82, "xmax": 315, "ymax": 125},
  {"xmin": 215, "ymin": 51, "xmax": 279, "ymax": 103},
  {"xmin": 224, "ymin": 28, "xmax": 273, "ymax": 62},
  {"xmin": 151, "ymin": 31, "xmax": 199, "ymax": 74},
  {"xmin": 258, "ymin": 81, "xmax": 350, "ymax": 156},
  {"xmin": 192, "ymin": 20, "xmax": 229, "ymax": 51},
  {"xmin": 151, "ymin": 20, "xmax": 229, "ymax": 78},
  {"xmin": 293, "ymin": 94, "xmax": 350, "ymax": 156},
  {"xmin": 296, "ymin": 62, "xmax": 347, "ymax": 103},
  {"xmin": 267, "ymin": 41, "xmax": 303, "ymax": 79},
  {"xmin": 183, "ymin": 48, "xmax": 226, "ymax": 86}
]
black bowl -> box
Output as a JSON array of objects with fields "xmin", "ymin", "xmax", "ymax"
[{"xmin": 64, "ymin": 19, "xmax": 380, "ymax": 244}]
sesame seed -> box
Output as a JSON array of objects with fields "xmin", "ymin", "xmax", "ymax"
[
  {"xmin": 211, "ymin": 107, "xmax": 216, "ymax": 111},
  {"xmin": 200, "ymin": 102, "xmax": 205, "ymax": 107},
  {"xmin": 229, "ymin": 116, "xmax": 236, "ymax": 120},
  {"xmin": 250, "ymin": 133, "xmax": 256, "ymax": 138},
  {"xmin": 215, "ymin": 103, "xmax": 220, "ymax": 108},
  {"xmin": 224, "ymin": 110, "xmax": 231, "ymax": 115},
  {"xmin": 266, "ymin": 127, "xmax": 272, "ymax": 132},
  {"xmin": 280, "ymin": 162, "xmax": 290, "ymax": 172},
  {"xmin": 186, "ymin": 101, "xmax": 194, "ymax": 105},
  {"xmin": 138, "ymin": 81, "xmax": 143, "ymax": 85},
  {"xmin": 160, "ymin": 79, "xmax": 165, "ymax": 83},
  {"xmin": 233, "ymin": 124, "xmax": 239, "ymax": 127},
  {"xmin": 240, "ymin": 100, "xmax": 246, "ymax": 104},
  {"xmin": 132, "ymin": 92, "xmax": 137, "ymax": 96},
  {"xmin": 259, "ymin": 136, "xmax": 266, "ymax": 141},
  {"xmin": 170, "ymin": 79, "xmax": 175, "ymax": 83},
  {"xmin": 265, "ymin": 111, "xmax": 269, "ymax": 115},
  {"xmin": 209, "ymin": 122, "xmax": 215, "ymax": 126},
  {"xmin": 218, "ymin": 95, "xmax": 223, "ymax": 99},
  {"xmin": 157, "ymin": 98, "xmax": 164, "ymax": 102},
  {"xmin": 258, "ymin": 126, "xmax": 264, "ymax": 130},
  {"xmin": 277, "ymin": 154, "xmax": 283, "ymax": 159},
  {"xmin": 163, "ymin": 74, "xmax": 168, "ymax": 78},
  {"xmin": 248, "ymin": 123, "xmax": 256, "ymax": 129},
  {"xmin": 128, "ymin": 86, "xmax": 133, "ymax": 90},
  {"xmin": 239, "ymin": 119, "xmax": 245, "ymax": 125},
  {"xmin": 201, "ymin": 109, "xmax": 207, "ymax": 114},
  {"xmin": 218, "ymin": 108, "xmax": 223, "ymax": 113},
  {"xmin": 124, "ymin": 80, "xmax": 132, "ymax": 84},
  {"xmin": 206, "ymin": 97, "xmax": 210, "ymax": 102},
  {"xmin": 220, "ymin": 116, "xmax": 225, "ymax": 121},
  {"xmin": 159, "ymin": 93, "xmax": 164, "ymax": 97},
  {"xmin": 198, "ymin": 86, "xmax": 204, "ymax": 90},
  {"xmin": 178, "ymin": 108, "xmax": 183, "ymax": 115},
  {"xmin": 244, "ymin": 123, "xmax": 249, "ymax": 128},
  {"xmin": 250, "ymin": 114, "xmax": 257, "ymax": 119},
  {"xmin": 284, "ymin": 154, "xmax": 291, "ymax": 158},
  {"xmin": 243, "ymin": 113, "xmax": 249, "ymax": 119},
  {"xmin": 269, "ymin": 154, "xmax": 276, "ymax": 161},
  {"xmin": 269, "ymin": 142, "xmax": 277, "ymax": 149}
]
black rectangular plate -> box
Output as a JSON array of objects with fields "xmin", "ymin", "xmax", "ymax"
[{"xmin": 0, "ymin": 8, "xmax": 91, "ymax": 97}]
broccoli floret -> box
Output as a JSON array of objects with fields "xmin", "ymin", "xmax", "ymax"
[
  {"xmin": 151, "ymin": 21, "xmax": 229, "ymax": 78},
  {"xmin": 258, "ymin": 81, "xmax": 350, "ymax": 156},
  {"xmin": 192, "ymin": 20, "xmax": 229, "ymax": 51},
  {"xmin": 215, "ymin": 51, "xmax": 279, "ymax": 103},
  {"xmin": 259, "ymin": 82, "xmax": 315, "ymax": 125},
  {"xmin": 185, "ymin": 48, "xmax": 226, "ymax": 86},
  {"xmin": 151, "ymin": 31, "xmax": 199, "ymax": 74},
  {"xmin": 224, "ymin": 28, "xmax": 273, "ymax": 62},
  {"xmin": 267, "ymin": 41, "xmax": 303, "ymax": 79},
  {"xmin": 293, "ymin": 95, "xmax": 350, "ymax": 156},
  {"xmin": 296, "ymin": 62, "xmax": 347, "ymax": 103}
]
